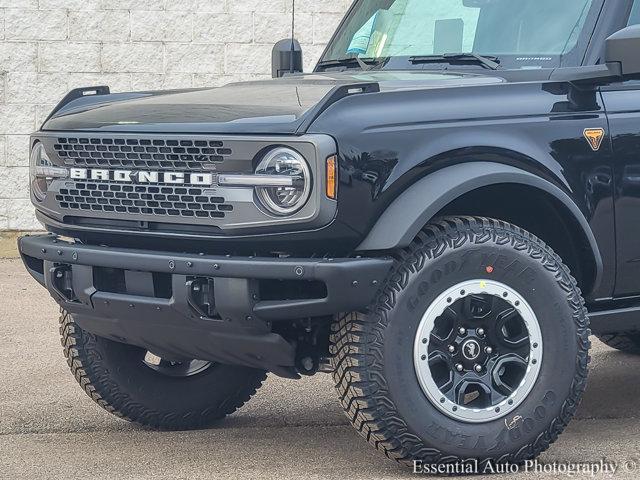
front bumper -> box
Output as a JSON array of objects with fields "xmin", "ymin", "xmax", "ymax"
[{"xmin": 19, "ymin": 234, "xmax": 392, "ymax": 376}]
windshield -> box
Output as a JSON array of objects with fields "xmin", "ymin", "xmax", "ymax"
[{"xmin": 319, "ymin": 0, "xmax": 601, "ymax": 70}]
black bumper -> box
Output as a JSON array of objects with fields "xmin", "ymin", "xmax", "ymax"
[{"xmin": 19, "ymin": 234, "xmax": 392, "ymax": 376}]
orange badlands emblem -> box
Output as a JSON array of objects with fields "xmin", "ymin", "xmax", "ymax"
[{"xmin": 583, "ymin": 128, "xmax": 605, "ymax": 151}]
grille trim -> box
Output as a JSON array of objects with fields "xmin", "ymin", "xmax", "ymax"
[
  {"xmin": 55, "ymin": 181, "xmax": 233, "ymax": 219},
  {"xmin": 54, "ymin": 136, "xmax": 232, "ymax": 171},
  {"xmin": 49, "ymin": 135, "xmax": 247, "ymax": 222}
]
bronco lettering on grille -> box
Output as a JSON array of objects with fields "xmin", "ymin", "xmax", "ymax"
[{"xmin": 69, "ymin": 168, "xmax": 214, "ymax": 186}]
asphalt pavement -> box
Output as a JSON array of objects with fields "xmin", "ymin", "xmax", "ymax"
[{"xmin": 1, "ymin": 258, "xmax": 640, "ymax": 479}]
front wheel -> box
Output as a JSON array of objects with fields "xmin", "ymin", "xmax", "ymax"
[
  {"xmin": 331, "ymin": 217, "xmax": 590, "ymax": 467},
  {"xmin": 60, "ymin": 310, "xmax": 266, "ymax": 430}
]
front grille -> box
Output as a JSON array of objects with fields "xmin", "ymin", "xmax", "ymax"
[
  {"xmin": 39, "ymin": 133, "xmax": 327, "ymax": 233},
  {"xmin": 54, "ymin": 137, "xmax": 233, "ymax": 171},
  {"xmin": 55, "ymin": 181, "xmax": 234, "ymax": 219}
]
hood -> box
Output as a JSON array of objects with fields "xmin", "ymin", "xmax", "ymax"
[{"xmin": 42, "ymin": 71, "xmax": 504, "ymax": 135}]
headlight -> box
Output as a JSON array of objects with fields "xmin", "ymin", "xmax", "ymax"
[
  {"xmin": 254, "ymin": 147, "xmax": 311, "ymax": 215},
  {"xmin": 30, "ymin": 142, "xmax": 65, "ymax": 202}
]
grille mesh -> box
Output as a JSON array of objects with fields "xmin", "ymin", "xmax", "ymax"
[
  {"xmin": 54, "ymin": 137, "xmax": 232, "ymax": 171},
  {"xmin": 55, "ymin": 182, "xmax": 234, "ymax": 219}
]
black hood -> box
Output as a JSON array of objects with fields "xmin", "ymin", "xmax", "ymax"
[{"xmin": 42, "ymin": 71, "xmax": 504, "ymax": 135}]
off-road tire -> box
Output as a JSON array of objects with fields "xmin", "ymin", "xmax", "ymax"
[
  {"xmin": 597, "ymin": 332, "xmax": 640, "ymax": 355},
  {"xmin": 60, "ymin": 309, "xmax": 267, "ymax": 430},
  {"xmin": 330, "ymin": 216, "xmax": 590, "ymax": 467}
]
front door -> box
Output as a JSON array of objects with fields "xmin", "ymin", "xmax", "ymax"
[{"xmin": 602, "ymin": 0, "xmax": 640, "ymax": 296}]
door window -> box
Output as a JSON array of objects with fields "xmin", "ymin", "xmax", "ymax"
[{"xmin": 629, "ymin": 1, "xmax": 640, "ymax": 25}]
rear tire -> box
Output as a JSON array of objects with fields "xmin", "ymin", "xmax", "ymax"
[
  {"xmin": 60, "ymin": 310, "xmax": 266, "ymax": 430},
  {"xmin": 597, "ymin": 332, "xmax": 640, "ymax": 355},
  {"xmin": 331, "ymin": 217, "xmax": 590, "ymax": 467}
]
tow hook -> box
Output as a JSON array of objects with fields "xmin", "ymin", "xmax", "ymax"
[
  {"xmin": 50, "ymin": 265, "xmax": 76, "ymax": 302},
  {"xmin": 186, "ymin": 277, "xmax": 217, "ymax": 318}
]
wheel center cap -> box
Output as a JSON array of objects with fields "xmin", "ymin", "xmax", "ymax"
[{"xmin": 462, "ymin": 339, "xmax": 481, "ymax": 360}]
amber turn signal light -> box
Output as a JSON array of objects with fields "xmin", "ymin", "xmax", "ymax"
[{"xmin": 326, "ymin": 155, "xmax": 337, "ymax": 199}]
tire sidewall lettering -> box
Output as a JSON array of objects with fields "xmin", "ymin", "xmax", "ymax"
[
  {"xmin": 407, "ymin": 250, "xmax": 480, "ymax": 314},
  {"xmin": 503, "ymin": 391, "xmax": 556, "ymax": 442}
]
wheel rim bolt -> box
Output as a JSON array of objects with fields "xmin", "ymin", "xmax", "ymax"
[
  {"xmin": 455, "ymin": 363, "xmax": 464, "ymax": 372},
  {"xmin": 448, "ymin": 345, "xmax": 455, "ymax": 353},
  {"xmin": 485, "ymin": 346, "xmax": 493, "ymax": 354},
  {"xmin": 474, "ymin": 364, "xmax": 483, "ymax": 373},
  {"xmin": 477, "ymin": 328, "xmax": 485, "ymax": 337},
  {"xmin": 458, "ymin": 327, "xmax": 467, "ymax": 336}
]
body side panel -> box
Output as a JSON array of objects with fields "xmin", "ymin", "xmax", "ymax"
[{"xmin": 308, "ymin": 81, "xmax": 616, "ymax": 298}]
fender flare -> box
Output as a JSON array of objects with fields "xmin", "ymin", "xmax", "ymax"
[{"xmin": 356, "ymin": 162, "xmax": 603, "ymax": 290}]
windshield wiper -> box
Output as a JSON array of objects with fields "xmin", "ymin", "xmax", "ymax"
[
  {"xmin": 316, "ymin": 57, "xmax": 385, "ymax": 71},
  {"xmin": 409, "ymin": 53, "xmax": 501, "ymax": 70}
]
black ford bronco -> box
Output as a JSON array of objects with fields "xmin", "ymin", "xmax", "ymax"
[{"xmin": 18, "ymin": 0, "xmax": 640, "ymax": 469}]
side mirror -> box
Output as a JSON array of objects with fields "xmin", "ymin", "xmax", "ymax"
[
  {"xmin": 272, "ymin": 39, "xmax": 303, "ymax": 78},
  {"xmin": 605, "ymin": 24, "xmax": 640, "ymax": 78}
]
